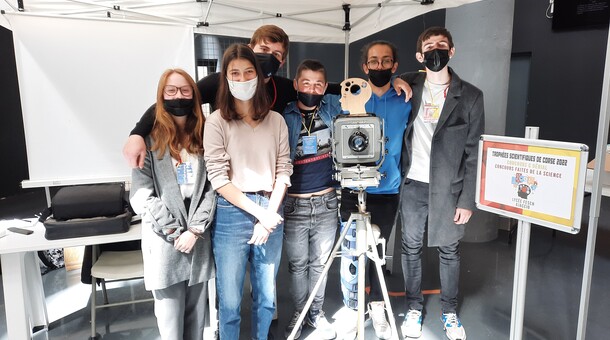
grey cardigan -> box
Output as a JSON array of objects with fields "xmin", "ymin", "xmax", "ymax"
[
  {"xmin": 130, "ymin": 137, "xmax": 216, "ymax": 290},
  {"xmin": 400, "ymin": 68, "xmax": 485, "ymax": 247}
]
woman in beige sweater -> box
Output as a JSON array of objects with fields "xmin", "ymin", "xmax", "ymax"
[{"xmin": 203, "ymin": 43, "xmax": 292, "ymax": 340}]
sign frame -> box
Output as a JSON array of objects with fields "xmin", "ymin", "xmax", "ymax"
[{"xmin": 476, "ymin": 134, "xmax": 589, "ymax": 234}]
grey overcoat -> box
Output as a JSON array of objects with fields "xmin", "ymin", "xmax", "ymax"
[
  {"xmin": 400, "ymin": 68, "xmax": 485, "ymax": 247},
  {"xmin": 130, "ymin": 138, "xmax": 216, "ymax": 290}
]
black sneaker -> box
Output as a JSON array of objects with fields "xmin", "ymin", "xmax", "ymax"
[
  {"xmin": 285, "ymin": 310, "xmax": 304, "ymax": 339},
  {"xmin": 306, "ymin": 310, "xmax": 337, "ymax": 339}
]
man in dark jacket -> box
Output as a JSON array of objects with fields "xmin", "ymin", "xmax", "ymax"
[
  {"xmin": 399, "ymin": 26, "xmax": 484, "ymax": 340},
  {"xmin": 122, "ymin": 24, "xmax": 295, "ymax": 169}
]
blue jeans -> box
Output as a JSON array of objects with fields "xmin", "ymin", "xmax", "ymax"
[
  {"xmin": 283, "ymin": 191, "xmax": 339, "ymax": 312},
  {"xmin": 400, "ymin": 179, "xmax": 460, "ymax": 313},
  {"xmin": 212, "ymin": 193, "xmax": 283, "ymax": 340}
]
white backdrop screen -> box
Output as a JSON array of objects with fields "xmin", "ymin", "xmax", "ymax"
[{"xmin": 9, "ymin": 14, "xmax": 195, "ymax": 186}]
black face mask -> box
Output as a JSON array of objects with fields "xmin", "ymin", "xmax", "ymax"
[
  {"xmin": 163, "ymin": 99, "xmax": 193, "ymax": 117},
  {"xmin": 367, "ymin": 68, "xmax": 393, "ymax": 87},
  {"xmin": 422, "ymin": 49, "xmax": 450, "ymax": 72},
  {"xmin": 297, "ymin": 92, "xmax": 324, "ymax": 108},
  {"xmin": 255, "ymin": 53, "xmax": 281, "ymax": 78}
]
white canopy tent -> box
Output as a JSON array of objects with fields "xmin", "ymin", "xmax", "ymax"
[
  {"xmin": 1, "ymin": 0, "xmax": 482, "ymax": 76},
  {"xmin": 1, "ymin": 0, "xmax": 481, "ymax": 43},
  {"xmin": 0, "ymin": 0, "xmax": 483, "ymax": 187}
]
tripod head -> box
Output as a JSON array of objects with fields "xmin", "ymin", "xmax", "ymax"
[{"xmin": 351, "ymin": 187, "xmax": 368, "ymax": 214}]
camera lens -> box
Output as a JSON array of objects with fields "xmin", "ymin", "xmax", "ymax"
[{"xmin": 348, "ymin": 130, "xmax": 368, "ymax": 152}]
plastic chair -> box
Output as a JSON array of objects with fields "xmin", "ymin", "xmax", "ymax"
[{"xmin": 89, "ymin": 248, "xmax": 153, "ymax": 339}]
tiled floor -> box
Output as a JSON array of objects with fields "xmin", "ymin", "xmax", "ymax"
[{"xmin": 1, "ymin": 189, "xmax": 609, "ymax": 339}]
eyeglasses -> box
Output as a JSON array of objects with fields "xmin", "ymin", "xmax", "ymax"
[
  {"xmin": 366, "ymin": 58, "xmax": 394, "ymax": 69},
  {"xmin": 164, "ymin": 85, "xmax": 193, "ymax": 96}
]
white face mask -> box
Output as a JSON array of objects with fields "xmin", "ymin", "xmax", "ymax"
[{"xmin": 227, "ymin": 76, "xmax": 258, "ymax": 101}]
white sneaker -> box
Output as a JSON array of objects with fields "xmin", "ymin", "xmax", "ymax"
[
  {"xmin": 441, "ymin": 313, "xmax": 466, "ymax": 340},
  {"xmin": 307, "ymin": 310, "xmax": 336, "ymax": 340},
  {"xmin": 368, "ymin": 301, "xmax": 392, "ymax": 339},
  {"xmin": 401, "ymin": 309, "xmax": 422, "ymax": 339},
  {"xmin": 332, "ymin": 306, "xmax": 357, "ymax": 340}
]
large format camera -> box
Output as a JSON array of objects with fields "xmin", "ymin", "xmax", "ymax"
[
  {"xmin": 333, "ymin": 115, "xmax": 383, "ymax": 165},
  {"xmin": 331, "ymin": 78, "xmax": 385, "ymax": 189}
]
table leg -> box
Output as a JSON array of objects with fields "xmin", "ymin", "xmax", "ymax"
[{"xmin": 1, "ymin": 251, "xmax": 48, "ymax": 340}]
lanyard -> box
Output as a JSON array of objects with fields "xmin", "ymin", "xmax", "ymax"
[
  {"xmin": 269, "ymin": 77, "xmax": 277, "ymax": 109},
  {"xmin": 425, "ymin": 79, "xmax": 449, "ymax": 105},
  {"xmin": 301, "ymin": 108, "xmax": 318, "ymax": 136},
  {"xmin": 175, "ymin": 149, "xmax": 189, "ymax": 166}
]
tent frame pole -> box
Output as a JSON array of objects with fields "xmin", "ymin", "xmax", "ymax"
[
  {"xmin": 343, "ymin": 4, "xmax": 350, "ymax": 78},
  {"xmin": 576, "ymin": 20, "xmax": 610, "ymax": 340}
]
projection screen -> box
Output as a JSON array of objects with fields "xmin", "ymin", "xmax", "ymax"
[{"xmin": 8, "ymin": 14, "xmax": 195, "ymax": 187}]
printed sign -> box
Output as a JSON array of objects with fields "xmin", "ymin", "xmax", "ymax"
[{"xmin": 476, "ymin": 135, "xmax": 588, "ymax": 233}]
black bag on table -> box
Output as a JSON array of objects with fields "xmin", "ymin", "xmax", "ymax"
[
  {"xmin": 52, "ymin": 183, "xmax": 126, "ymax": 220},
  {"xmin": 42, "ymin": 183, "xmax": 132, "ymax": 240}
]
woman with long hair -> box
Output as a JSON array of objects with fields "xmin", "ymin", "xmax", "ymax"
[
  {"xmin": 204, "ymin": 44, "xmax": 292, "ymax": 340},
  {"xmin": 130, "ymin": 68, "xmax": 215, "ymax": 340}
]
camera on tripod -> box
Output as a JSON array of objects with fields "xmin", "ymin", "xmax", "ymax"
[
  {"xmin": 286, "ymin": 79, "xmax": 398, "ymax": 340},
  {"xmin": 331, "ymin": 78, "xmax": 385, "ymax": 189},
  {"xmin": 333, "ymin": 115, "xmax": 383, "ymax": 165}
]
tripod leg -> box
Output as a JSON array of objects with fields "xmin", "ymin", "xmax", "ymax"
[
  {"xmin": 286, "ymin": 215, "xmax": 356, "ymax": 340},
  {"xmin": 365, "ymin": 217, "xmax": 399, "ymax": 340},
  {"xmin": 355, "ymin": 215, "xmax": 367, "ymax": 340}
]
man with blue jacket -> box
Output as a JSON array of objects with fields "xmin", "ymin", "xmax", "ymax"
[
  {"xmin": 283, "ymin": 59, "xmax": 342, "ymax": 340},
  {"xmin": 339, "ymin": 40, "xmax": 412, "ymax": 339}
]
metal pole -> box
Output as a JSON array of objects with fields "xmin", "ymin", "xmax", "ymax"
[
  {"xmin": 44, "ymin": 186, "xmax": 52, "ymax": 207},
  {"xmin": 509, "ymin": 220, "xmax": 531, "ymax": 340},
  {"xmin": 509, "ymin": 126, "xmax": 539, "ymax": 340},
  {"xmin": 576, "ymin": 21, "xmax": 610, "ymax": 340},
  {"xmin": 356, "ymin": 214, "xmax": 366, "ymax": 340},
  {"xmin": 344, "ymin": 30, "xmax": 349, "ymax": 79},
  {"xmin": 509, "ymin": 218, "xmax": 523, "ymax": 338},
  {"xmin": 342, "ymin": 4, "xmax": 350, "ymax": 79}
]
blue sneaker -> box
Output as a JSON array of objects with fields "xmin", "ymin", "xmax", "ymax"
[
  {"xmin": 441, "ymin": 313, "xmax": 466, "ymax": 340},
  {"xmin": 401, "ymin": 309, "xmax": 422, "ymax": 338}
]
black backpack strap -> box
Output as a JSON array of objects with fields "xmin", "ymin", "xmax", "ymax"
[{"xmin": 37, "ymin": 207, "xmax": 52, "ymax": 223}]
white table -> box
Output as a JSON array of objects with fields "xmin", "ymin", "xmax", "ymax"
[{"xmin": 0, "ymin": 222, "xmax": 142, "ymax": 340}]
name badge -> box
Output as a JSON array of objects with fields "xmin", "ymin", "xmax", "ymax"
[
  {"xmin": 423, "ymin": 103, "xmax": 441, "ymax": 124},
  {"xmin": 302, "ymin": 135, "xmax": 318, "ymax": 155},
  {"xmin": 176, "ymin": 162, "xmax": 195, "ymax": 185}
]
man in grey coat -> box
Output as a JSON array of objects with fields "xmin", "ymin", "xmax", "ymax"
[{"xmin": 398, "ymin": 27, "xmax": 484, "ymax": 340}]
